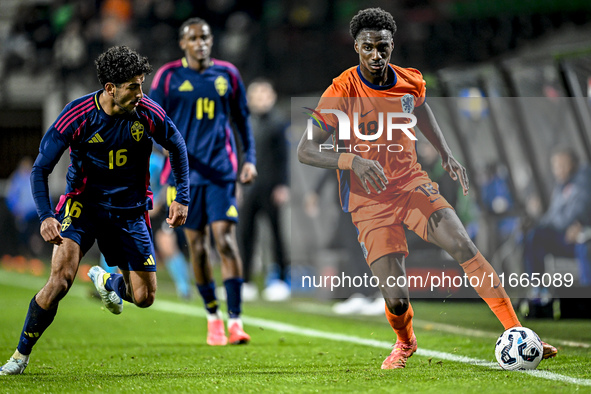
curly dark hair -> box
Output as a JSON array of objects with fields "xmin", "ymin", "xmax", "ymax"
[
  {"xmin": 349, "ymin": 8, "xmax": 397, "ymax": 40},
  {"xmin": 179, "ymin": 17, "xmax": 208, "ymax": 39},
  {"xmin": 95, "ymin": 46, "xmax": 153, "ymax": 87}
]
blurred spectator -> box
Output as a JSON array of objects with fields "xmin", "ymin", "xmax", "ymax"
[
  {"xmin": 480, "ymin": 162, "xmax": 520, "ymax": 242},
  {"xmin": 54, "ymin": 20, "xmax": 88, "ymax": 81},
  {"xmin": 0, "ymin": 3, "xmax": 54, "ymax": 76},
  {"xmin": 238, "ymin": 79, "xmax": 290, "ymax": 301},
  {"xmin": 5, "ymin": 157, "xmax": 44, "ymax": 258},
  {"xmin": 523, "ymin": 147, "xmax": 591, "ymax": 306}
]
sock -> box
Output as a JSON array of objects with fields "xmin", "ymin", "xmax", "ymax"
[
  {"xmin": 460, "ymin": 252, "xmax": 521, "ymax": 330},
  {"xmin": 206, "ymin": 310, "xmax": 223, "ymax": 321},
  {"xmin": 11, "ymin": 350, "xmax": 29, "ymax": 362},
  {"xmin": 384, "ymin": 302, "xmax": 414, "ymax": 343},
  {"xmin": 228, "ymin": 317, "xmax": 243, "ymax": 329},
  {"xmin": 16, "ymin": 296, "xmax": 58, "ymax": 355},
  {"xmin": 224, "ymin": 278, "xmax": 243, "ymax": 319},
  {"xmin": 104, "ymin": 273, "xmax": 133, "ymax": 303},
  {"xmin": 166, "ymin": 252, "xmax": 191, "ymax": 298},
  {"xmin": 197, "ymin": 281, "xmax": 218, "ymax": 314}
]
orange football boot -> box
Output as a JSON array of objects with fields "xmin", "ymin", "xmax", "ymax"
[
  {"xmin": 541, "ymin": 341, "xmax": 557, "ymax": 359},
  {"xmin": 381, "ymin": 335, "xmax": 417, "ymax": 369},
  {"xmin": 207, "ymin": 318, "xmax": 228, "ymax": 346},
  {"xmin": 228, "ymin": 320, "xmax": 250, "ymax": 345}
]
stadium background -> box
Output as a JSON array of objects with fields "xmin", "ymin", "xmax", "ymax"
[{"xmin": 1, "ymin": 0, "xmax": 591, "ymax": 314}]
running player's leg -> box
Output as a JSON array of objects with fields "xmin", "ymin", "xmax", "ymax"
[
  {"xmin": 1, "ymin": 239, "xmax": 82, "ymax": 375},
  {"xmin": 183, "ymin": 185, "xmax": 222, "ymax": 320},
  {"xmin": 94, "ymin": 211, "xmax": 158, "ymax": 310},
  {"xmin": 185, "ymin": 227, "xmax": 217, "ymax": 311},
  {"xmin": 370, "ymin": 253, "xmax": 417, "ymax": 369},
  {"xmin": 426, "ymin": 208, "xmax": 557, "ymax": 358},
  {"xmin": 211, "ymin": 220, "xmax": 250, "ymax": 344},
  {"xmin": 185, "ymin": 226, "xmax": 227, "ymax": 345},
  {"xmin": 206, "ymin": 181, "xmax": 249, "ymax": 344},
  {"xmin": 426, "ymin": 208, "xmax": 520, "ymax": 328},
  {"xmin": 120, "ymin": 270, "xmax": 157, "ymax": 307},
  {"xmin": 352, "ymin": 203, "xmax": 417, "ymax": 369}
]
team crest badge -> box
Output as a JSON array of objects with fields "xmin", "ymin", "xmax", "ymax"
[
  {"xmin": 215, "ymin": 76, "xmax": 228, "ymax": 96},
  {"xmin": 401, "ymin": 94, "xmax": 415, "ymax": 113},
  {"xmin": 61, "ymin": 217, "xmax": 72, "ymax": 232},
  {"xmin": 131, "ymin": 121, "xmax": 144, "ymax": 142}
]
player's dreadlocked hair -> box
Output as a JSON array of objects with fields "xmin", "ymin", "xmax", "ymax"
[
  {"xmin": 95, "ymin": 46, "xmax": 153, "ymax": 87},
  {"xmin": 179, "ymin": 17, "xmax": 209, "ymax": 39},
  {"xmin": 349, "ymin": 8, "xmax": 397, "ymax": 40}
]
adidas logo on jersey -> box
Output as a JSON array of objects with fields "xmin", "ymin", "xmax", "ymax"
[
  {"xmin": 179, "ymin": 81, "xmax": 194, "ymax": 91},
  {"xmin": 88, "ymin": 133, "xmax": 104, "ymax": 143}
]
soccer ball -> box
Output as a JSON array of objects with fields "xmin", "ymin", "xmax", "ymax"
[{"xmin": 495, "ymin": 327, "xmax": 543, "ymax": 370}]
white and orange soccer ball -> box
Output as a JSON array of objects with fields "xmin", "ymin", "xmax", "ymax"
[{"xmin": 495, "ymin": 327, "xmax": 543, "ymax": 370}]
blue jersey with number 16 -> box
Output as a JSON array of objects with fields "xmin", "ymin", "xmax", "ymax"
[{"xmin": 31, "ymin": 91, "xmax": 190, "ymax": 223}]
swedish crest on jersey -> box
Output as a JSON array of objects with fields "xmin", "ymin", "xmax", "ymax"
[
  {"xmin": 401, "ymin": 94, "xmax": 415, "ymax": 113},
  {"xmin": 130, "ymin": 121, "xmax": 144, "ymax": 141},
  {"xmin": 214, "ymin": 76, "xmax": 228, "ymax": 96},
  {"xmin": 61, "ymin": 217, "xmax": 72, "ymax": 232}
]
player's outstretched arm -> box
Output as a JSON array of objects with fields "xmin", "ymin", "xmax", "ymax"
[
  {"xmin": 297, "ymin": 124, "xmax": 387, "ymax": 194},
  {"xmin": 414, "ymin": 103, "xmax": 469, "ymax": 195}
]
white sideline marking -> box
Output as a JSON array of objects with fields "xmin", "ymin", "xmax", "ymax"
[
  {"xmin": 153, "ymin": 300, "xmax": 591, "ymax": 387},
  {"xmin": 293, "ymin": 301, "xmax": 591, "ymax": 349},
  {"xmin": 1, "ymin": 271, "xmax": 590, "ymax": 387}
]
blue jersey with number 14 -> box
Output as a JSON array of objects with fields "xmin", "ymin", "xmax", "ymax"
[{"xmin": 150, "ymin": 57, "xmax": 256, "ymax": 185}]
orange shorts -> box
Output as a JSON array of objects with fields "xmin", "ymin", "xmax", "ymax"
[{"xmin": 351, "ymin": 181, "xmax": 453, "ymax": 265}]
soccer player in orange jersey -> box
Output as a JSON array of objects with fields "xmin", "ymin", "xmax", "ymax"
[{"xmin": 297, "ymin": 7, "xmax": 557, "ymax": 369}]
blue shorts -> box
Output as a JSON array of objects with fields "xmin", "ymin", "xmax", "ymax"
[
  {"xmin": 183, "ymin": 182, "xmax": 238, "ymax": 230},
  {"xmin": 57, "ymin": 198, "xmax": 156, "ymax": 272}
]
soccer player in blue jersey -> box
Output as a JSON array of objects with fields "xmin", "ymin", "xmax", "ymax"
[
  {"xmin": 0, "ymin": 46, "xmax": 190, "ymax": 375},
  {"xmin": 150, "ymin": 17, "xmax": 257, "ymax": 346}
]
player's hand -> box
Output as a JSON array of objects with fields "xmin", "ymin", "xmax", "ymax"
[
  {"xmin": 351, "ymin": 157, "xmax": 388, "ymax": 194},
  {"xmin": 166, "ymin": 201, "xmax": 188, "ymax": 228},
  {"xmin": 442, "ymin": 154, "xmax": 469, "ymax": 195},
  {"xmin": 240, "ymin": 162, "xmax": 257, "ymax": 184},
  {"xmin": 40, "ymin": 217, "xmax": 63, "ymax": 245}
]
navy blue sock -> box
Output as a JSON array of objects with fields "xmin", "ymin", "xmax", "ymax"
[
  {"xmin": 224, "ymin": 278, "xmax": 243, "ymax": 318},
  {"xmin": 17, "ymin": 296, "xmax": 58, "ymax": 355},
  {"xmin": 197, "ymin": 282, "xmax": 218, "ymax": 314},
  {"xmin": 104, "ymin": 273, "xmax": 133, "ymax": 303}
]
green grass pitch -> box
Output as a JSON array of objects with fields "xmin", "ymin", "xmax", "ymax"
[{"xmin": 1, "ymin": 269, "xmax": 590, "ymax": 393}]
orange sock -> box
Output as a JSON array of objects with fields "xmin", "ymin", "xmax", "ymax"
[
  {"xmin": 384, "ymin": 302, "xmax": 414, "ymax": 342},
  {"xmin": 460, "ymin": 252, "xmax": 521, "ymax": 330}
]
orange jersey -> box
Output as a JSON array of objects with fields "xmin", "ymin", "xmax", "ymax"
[{"xmin": 315, "ymin": 64, "xmax": 428, "ymax": 212}]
